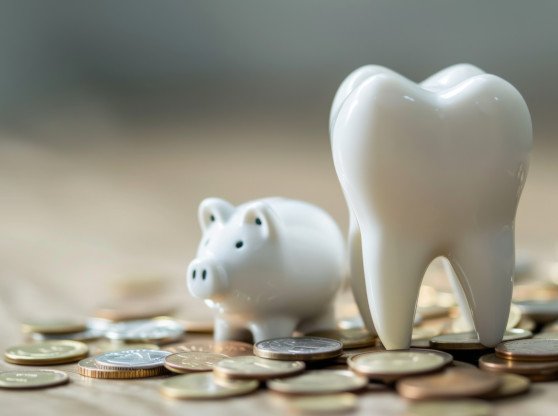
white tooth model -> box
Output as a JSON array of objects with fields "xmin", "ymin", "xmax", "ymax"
[
  {"xmin": 186, "ymin": 197, "xmax": 344, "ymax": 343},
  {"xmin": 330, "ymin": 64, "xmax": 532, "ymax": 350}
]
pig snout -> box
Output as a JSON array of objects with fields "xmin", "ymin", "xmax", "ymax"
[{"xmin": 187, "ymin": 257, "xmax": 228, "ymax": 299}]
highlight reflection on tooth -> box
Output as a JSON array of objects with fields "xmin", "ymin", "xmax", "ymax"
[{"xmin": 331, "ymin": 64, "xmax": 532, "ymax": 350}]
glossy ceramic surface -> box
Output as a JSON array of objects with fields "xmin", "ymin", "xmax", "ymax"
[
  {"xmin": 187, "ymin": 197, "xmax": 344, "ymax": 343},
  {"xmin": 330, "ymin": 64, "xmax": 532, "ymax": 350}
]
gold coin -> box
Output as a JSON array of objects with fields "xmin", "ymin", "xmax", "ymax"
[
  {"xmin": 94, "ymin": 300, "xmax": 177, "ymax": 321},
  {"xmin": 164, "ymin": 340, "xmax": 253, "ymax": 356},
  {"xmin": 213, "ymin": 355, "xmax": 305, "ymax": 380},
  {"xmin": 348, "ymin": 349, "xmax": 452, "ymax": 381},
  {"xmin": 4, "ymin": 340, "xmax": 89, "ymax": 365},
  {"xmin": 405, "ymin": 399, "xmax": 493, "ymax": 416},
  {"xmin": 77, "ymin": 357, "xmax": 165, "ymax": 379},
  {"xmin": 21, "ymin": 319, "xmax": 86, "ymax": 335},
  {"xmin": 306, "ymin": 328, "xmax": 375, "ymax": 349},
  {"xmin": 480, "ymin": 373, "xmax": 530, "ymax": 399},
  {"xmin": 254, "ymin": 337, "xmax": 343, "ymax": 361},
  {"xmin": 495, "ymin": 339, "xmax": 558, "ymax": 362},
  {"xmin": 88, "ymin": 341, "xmax": 159, "ymax": 355},
  {"xmin": 181, "ymin": 320, "xmax": 214, "ymax": 334},
  {"xmin": 430, "ymin": 328, "xmax": 532, "ymax": 350},
  {"xmin": 160, "ymin": 372, "xmax": 258, "ymax": 399},
  {"xmin": 164, "ymin": 352, "xmax": 227, "ymax": 373},
  {"xmin": 267, "ymin": 369, "xmax": 368, "ymax": 394},
  {"xmin": 479, "ymin": 353, "xmax": 558, "ymax": 380},
  {"xmin": 396, "ymin": 367, "xmax": 501, "ymax": 400},
  {"xmin": 286, "ymin": 393, "xmax": 357, "ymax": 413},
  {"xmin": 0, "ymin": 370, "xmax": 69, "ymax": 389}
]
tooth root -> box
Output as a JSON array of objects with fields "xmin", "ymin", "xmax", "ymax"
[
  {"xmin": 348, "ymin": 214, "xmax": 376, "ymax": 333},
  {"xmin": 443, "ymin": 258, "xmax": 475, "ymax": 332},
  {"xmin": 361, "ymin": 228, "xmax": 432, "ymax": 350},
  {"xmin": 449, "ymin": 229, "xmax": 515, "ymax": 347}
]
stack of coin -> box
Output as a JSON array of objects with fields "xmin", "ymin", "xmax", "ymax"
[
  {"xmin": 479, "ymin": 339, "xmax": 558, "ymax": 381},
  {"xmin": 79, "ymin": 349, "xmax": 171, "ymax": 379},
  {"xmin": 254, "ymin": 337, "xmax": 343, "ymax": 361}
]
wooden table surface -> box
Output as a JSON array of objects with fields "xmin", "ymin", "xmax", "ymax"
[{"xmin": 1, "ymin": 122, "xmax": 558, "ymax": 415}]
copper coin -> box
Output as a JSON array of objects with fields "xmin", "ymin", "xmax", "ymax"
[
  {"xmin": 396, "ymin": 368, "xmax": 501, "ymax": 400},
  {"xmin": 480, "ymin": 373, "xmax": 530, "ymax": 399},
  {"xmin": 430, "ymin": 329, "xmax": 532, "ymax": 350},
  {"xmin": 479, "ymin": 353, "xmax": 558, "ymax": 380},
  {"xmin": 163, "ymin": 340, "xmax": 253, "ymax": 356},
  {"xmin": 495, "ymin": 339, "xmax": 558, "ymax": 361}
]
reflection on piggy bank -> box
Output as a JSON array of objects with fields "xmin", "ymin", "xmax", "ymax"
[{"xmin": 186, "ymin": 197, "xmax": 345, "ymax": 343}]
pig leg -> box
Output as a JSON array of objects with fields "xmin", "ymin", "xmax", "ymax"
[
  {"xmin": 297, "ymin": 306, "xmax": 336, "ymax": 334},
  {"xmin": 249, "ymin": 316, "xmax": 297, "ymax": 343},
  {"xmin": 214, "ymin": 317, "xmax": 252, "ymax": 342}
]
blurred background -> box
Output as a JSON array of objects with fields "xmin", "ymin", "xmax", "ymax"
[{"xmin": 1, "ymin": 1, "xmax": 558, "ymax": 328}]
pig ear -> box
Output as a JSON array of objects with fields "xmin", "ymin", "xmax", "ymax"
[
  {"xmin": 198, "ymin": 198, "xmax": 235, "ymax": 232},
  {"xmin": 242, "ymin": 202, "xmax": 279, "ymax": 240}
]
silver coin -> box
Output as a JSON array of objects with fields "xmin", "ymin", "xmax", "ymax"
[
  {"xmin": 105, "ymin": 319, "xmax": 184, "ymax": 343},
  {"xmin": 254, "ymin": 337, "xmax": 343, "ymax": 361},
  {"xmin": 95, "ymin": 349, "xmax": 171, "ymax": 369},
  {"xmin": 515, "ymin": 300, "xmax": 558, "ymax": 323}
]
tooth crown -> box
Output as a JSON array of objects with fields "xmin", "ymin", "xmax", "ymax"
[{"xmin": 331, "ymin": 64, "xmax": 532, "ymax": 350}]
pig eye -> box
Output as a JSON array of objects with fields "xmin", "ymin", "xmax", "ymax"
[
  {"xmin": 255, "ymin": 217, "xmax": 262, "ymax": 225},
  {"xmin": 235, "ymin": 241, "xmax": 244, "ymax": 249},
  {"xmin": 209, "ymin": 215, "xmax": 215, "ymax": 222}
]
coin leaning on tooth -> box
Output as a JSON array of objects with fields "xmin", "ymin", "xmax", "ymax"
[{"xmin": 330, "ymin": 63, "xmax": 532, "ymax": 349}]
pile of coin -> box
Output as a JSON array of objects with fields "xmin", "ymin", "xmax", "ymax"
[
  {"xmin": 4, "ymin": 285, "xmax": 558, "ymax": 415},
  {"xmin": 480, "ymin": 338, "xmax": 558, "ymax": 381}
]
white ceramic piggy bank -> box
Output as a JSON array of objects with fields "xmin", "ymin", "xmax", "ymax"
[{"xmin": 186, "ymin": 197, "xmax": 345, "ymax": 343}]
